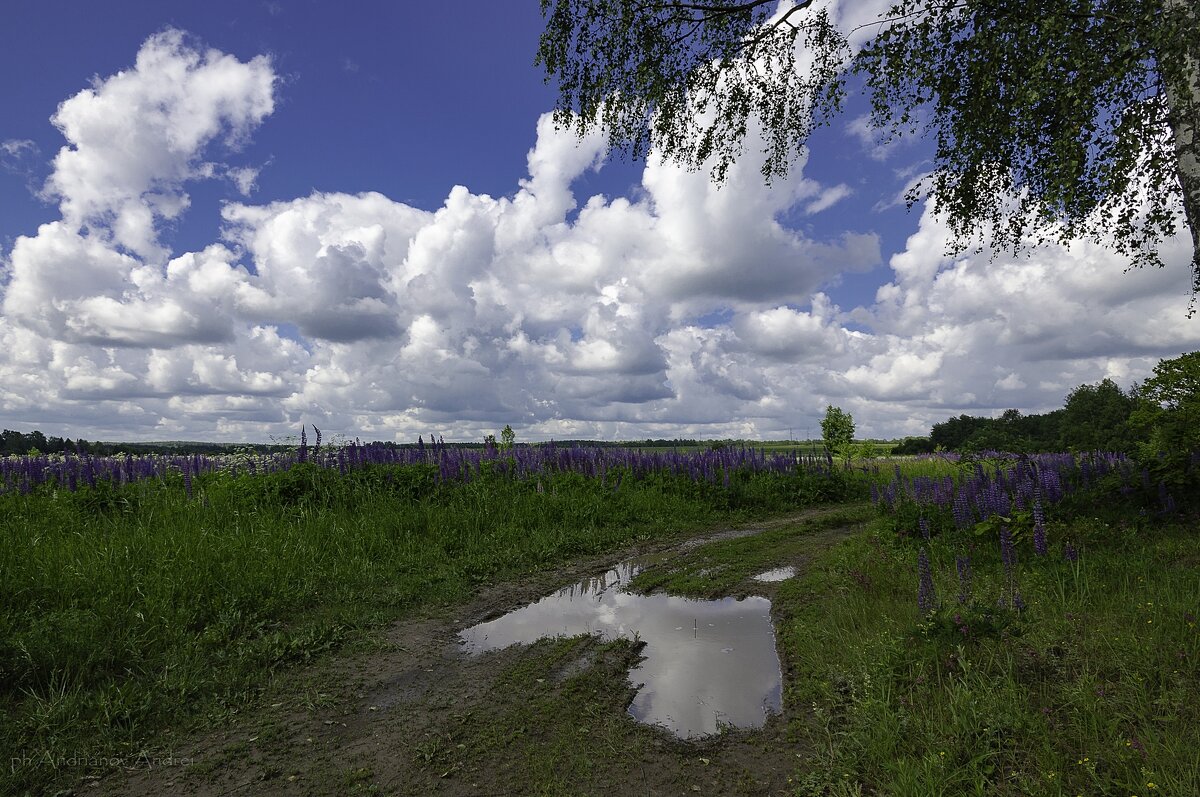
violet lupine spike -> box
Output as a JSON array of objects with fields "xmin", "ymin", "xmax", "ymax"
[
  {"xmin": 952, "ymin": 492, "xmax": 974, "ymax": 530},
  {"xmin": 1158, "ymin": 482, "xmax": 1176, "ymax": 514},
  {"xmin": 955, "ymin": 555, "xmax": 972, "ymax": 605},
  {"xmin": 917, "ymin": 547, "xmax": 937, "ymax": 612},
  {"xmin": 919, "ymin": 516, "xmax": 931, "ymax": 541},
  {"xmin": 1000, "ymin": 525, "xmax": 1016, "ymax": 572},
  {"xmin": 999, "ymin": 524, "xmax": 1019, "ymax": 608},
  {"xmin": 1063, "ymin": 540, "xmax": 1079, "ymax": 562},
  {"xmin": 1032, "ymin": 491, "xmax": 1048, "ymax": 556}
]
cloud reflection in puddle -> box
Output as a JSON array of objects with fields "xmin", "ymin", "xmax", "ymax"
[{"xmin": 458, "ymin": 559, "xmax": 782, "ymax": 738}]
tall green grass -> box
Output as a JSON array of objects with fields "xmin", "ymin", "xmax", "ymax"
[
  {"xmin": 0, "ymin": 461, "xmax": 854, "ymax": 795},
  {"xmin": 782, "ymin": 511, "xmax": 1200, "ymax": 796}
]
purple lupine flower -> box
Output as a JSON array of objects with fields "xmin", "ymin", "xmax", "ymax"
[
  {"xmin": 917, "ymin": 547, "xmax": 937, "ymax": 611},
  {"xmin": 952, "ymin": 491, "xmax": 974, "ymax": 530},
  {"xmin": 1032, "ymin": 492, "xmax": 1047, "ymax": 556},
  {"xmin": 999, "ymin": 524, "xmax": 1019, "ymax": 608},
  {"xmin": 955, "ymin": 554, "xmax": 973, "ymax": 605},
  {"xmin": 919, "ymin": 516, "xmax": 931, "ymax": 541},
  {"xmin": 183, "ymin": 465, "xmax": 193, "ymax": 499},
  {"xmin": 1158, "ymin": 482, "xmax": 1177, "ymax": 514},
  {"xmin": 1000, "ymin": 525, "xmax": 1016, "ymax": 572},
  {"xmin": 1063, "ymin": 541, "xmax": 1078, "ymax": 562},
  {"xmin": 299, "ymin": 425, "xmax": 308, "ymax": 464}
]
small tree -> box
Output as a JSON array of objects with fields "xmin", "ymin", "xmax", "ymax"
[
  {"xmin": 1059, "ymin": 378, "xmax": 1136, "ymax": 452},
  {"xmin": 500, "ymin": 424, "xmax": 516, "ymax": 451},
  {"xmin": 1129, "ymin": 351, "xmax": 1200, "ymax": 487},
  {"xmin": 820, "ymin": 405, "xmax": 855, "ymax": 458}
]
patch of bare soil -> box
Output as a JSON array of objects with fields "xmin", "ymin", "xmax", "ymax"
[{"xmin": 97, "ymin": 507, "xmax": 858, "ymax": 797}]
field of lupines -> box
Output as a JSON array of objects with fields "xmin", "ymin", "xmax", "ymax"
[
  {"xmin": 4, "ymin": 433, "xmax": 1196, "ymax": 795},
  {"xmin": 0, "ymin": 429, "xmax": 838, "ymax": 498},
  {"xmin": 777, "ymin": 450, "xmax": 1200, "ymax": 795},
  {"xmin": 0, "ymin": 433, "xmax": 857, "ymax": 796}
]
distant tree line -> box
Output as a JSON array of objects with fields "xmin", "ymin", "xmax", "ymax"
[
  {"xmin": 0, "ymin": 431, "xmax": 290, "ymax": 457},
  {"xmin": 0, "ymin": 430, "xmax": 728, "ymax": 457},
  {"xmin": 895, "ymin": 360, "xmax": 1195, "ymax": 456}
]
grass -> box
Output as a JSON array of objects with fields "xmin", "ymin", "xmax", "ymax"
[
  {"xmin": 777, "ymin": 510, "xmax": 1200, "ymax": 796},
  {"xmin": 0, "ymin": 459, "xmax": 854, "ymax": 795},
  {"xmin": 4, "ymin": 447, "xmax": 1196, "ymax": 795},
  {"xmin": 404, "ymin": 635, "xmax": 655, "ymax": 793},
  {"xmin": 628, "ymin": 502, "xmax": 875, "ymax": 598}
]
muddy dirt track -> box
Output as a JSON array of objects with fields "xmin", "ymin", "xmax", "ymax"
[{"xmin": 98, "ymin": 507, "xmax": 863, "ymax": 796}]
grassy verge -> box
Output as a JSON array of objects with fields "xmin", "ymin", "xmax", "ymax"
[
  {"xmin": 629, "ymin": 502, "xmax": 874, "ymax": 598},
  {"xmin": 0, "ymin": 461, "xmax": 855, "ymax": 795},
  {"xmin": 778, "ymin": 511, "xmax": 1200, "ymax": 796}
]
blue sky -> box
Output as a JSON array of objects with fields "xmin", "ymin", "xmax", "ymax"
[{"xmin": 1, "ymin": 0, "xmax": 1197, "ymax": 442}]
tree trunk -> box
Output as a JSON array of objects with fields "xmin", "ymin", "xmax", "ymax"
[{"xmin": 1162, "ymin": 0, "xmax": 1200, "ymax": 302}]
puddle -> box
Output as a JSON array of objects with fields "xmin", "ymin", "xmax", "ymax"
[
  {"xmin": 458, "ymin": 558, "xmax": 781, "ymax": 738},
  {"xmin": 752, "ymin": 566, "xmax": 796, "ymax": 583}
]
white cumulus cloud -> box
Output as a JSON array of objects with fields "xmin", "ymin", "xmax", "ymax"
[{"xmin": 0, "ymin": 25, "xmax": 1197, "ymax": 443}]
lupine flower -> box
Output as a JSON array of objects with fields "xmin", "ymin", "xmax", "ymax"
[
  {"xmin": 919, "ymin": 516, "xmax": 931, "ymax": 541},
  {"xmin": 952, "ymin": 492, "xmax": 974, "ymax": 530},
  {"xmin": 1158, "ymin": 482, "xmax": 1177, "ymax": 514},
  {"xmin": 999, "ymin": 524, "xmax": 1019, "ymax": 608},
  {"xmin": 1000, "ymin": 525, "xmax": 1016, "ymax": 572},
  {"xmin": 955, "ymin": 554, "xmax": 973, "ymax": 605},
  {"xmin": 1063, "ymin": 541, "xmax": 1078, "ymax": 562},
  {"xmin": 917, "ymin": 547, "xmax": 937, "ymax": 611},
  {"xmin": 1032, "ymin": 492, "xmax": 1048, "ymax": 556}
]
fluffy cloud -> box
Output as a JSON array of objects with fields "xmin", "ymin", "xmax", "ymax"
[
  {"xmin": 43, "ymin": 28, "xmax": 273, "ymax": 261},
  {"xmin": 0, "ymin": 28, "xmax": 1198, "ymax": 443}
]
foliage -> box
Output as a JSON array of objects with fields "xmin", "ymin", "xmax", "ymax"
[
  {"xmin": 783, "ymin": 514, "xmax": 1200, "ymax": 795},
  {"xmin": 1129, "ymin": 351, "xmax": 1200, "ymax": 486},
  {"xmin": 1059, "ymin": 378, "xmax": 1137, "ymax": 451},
  {"xmin": 537, "ymin": 0, "xmax": 847, "ymax": 183},
  {"xmin": 927, "ymin": 374, "xmax": 1146, "ymax": 455},
  {"xmin": 892, "ymin": 436, "xmax": 935, "ymax": 455},
  {"xmin": 857, "ymin": 0, "xmax": 1200, "ymax": 290},
  {"xmin": 537, "ymin": 0, "xmax": 1200, "ymax": 296},
  {"xmin": 820, "ymin": 404, "xmax": 855, "ymax": 457}
]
